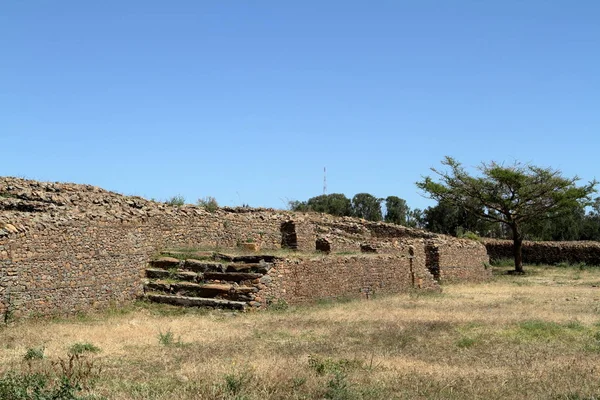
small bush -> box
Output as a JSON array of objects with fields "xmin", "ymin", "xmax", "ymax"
[
  {"xmin": 157, "ymin": 329, "xmax": 185, "ymax": 347},
  {"xmin": 166, "ymin": 195, "xmax": 185, "ymax": 206},
  {"xmin": 458, "ymin": 230, "xmax": 480, "ymax": 241},
  {"xmin": 197, "ymin": 196, "xmax": 219, "ymax": 212},
  {"xmin": 158, "ymin": 330, "xmax": 175, "ymax": 346},
  {"xmin": 69, "ymin": 342, "xmax": 101, "ymax": 355},
  {"xmin": 223, "ymin": 368, "xmax": 253, "ymax": 396},
  {"xmin": 24, "ymin": 347, "xmax": 45, "ymax": 361},
  {"xmin": 324, "ymin": 371, "xmax": 353, "ymax": 400}
]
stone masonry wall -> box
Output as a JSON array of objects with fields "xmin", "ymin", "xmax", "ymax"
[
  {"xmin": 482, "ymin": 239, "xmax": 600, "ymax": 266},
  {"xmin": 434, "ymin": 240, "xmax": 491, "ymax": 282},
  {"xmin": 0, "ymin": 177, "xmax": 490, "ymax": 318},
  {"xmin": 258, "ymin": 246, "xmax": 439, "ymax": 305}
]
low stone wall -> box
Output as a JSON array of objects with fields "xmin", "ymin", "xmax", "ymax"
[
  {"xmin": 259, "ymin": 248, "xmax": 440, "ymax": 305},
  {"xmin": 482, "ymin": 239, "xmax": 600, "ymax": 266},
  {"xmin": 432, "ymin": 240, "xmax": 491, "ymax": 283}
]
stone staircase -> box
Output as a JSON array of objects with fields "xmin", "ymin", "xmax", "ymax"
[{"xmin": 143, "ymin": 251, "xmax": 279, "ymax": 311}]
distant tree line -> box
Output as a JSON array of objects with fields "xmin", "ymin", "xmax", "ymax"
[
  {"xmin": 290, "ymin": 193, "xmax": 600, "ymax": 241},
  {"xmin": 289, "ymin": 193, "xmax": 424, "ymax": 228}
]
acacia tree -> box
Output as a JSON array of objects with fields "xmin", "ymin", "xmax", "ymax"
[{"xmin": 417, "ymin": 157, "xmax": 597, "ymax": 273}]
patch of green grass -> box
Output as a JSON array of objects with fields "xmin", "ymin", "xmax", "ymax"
[
  {"xmin": 308, "ymin": 355, "xmax": 363, "ymax": 376},
  {"xmin": 456, "ymin": 337, "xmax": 477, "ymax": 348},
  {"xmin": 267, "ymin": 298, "xmax": 289, "ymax": 312},
  {"xmin": 490, "ymin": 258, "xmax": 516, "ymax": 267},
  {"xmin": 502, "ymin": 320, "xmax": 589, "ymax": 343},
  {"xmin": 69, "ymin": 342, "xmax": 101, "ymax": 355}
]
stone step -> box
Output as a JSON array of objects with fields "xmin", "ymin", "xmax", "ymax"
[
  {"xmin": 146, "ymin": 293, "xmax": 247, "ymax": 311},
  {"xmin": 173, "ymin": 282, "xmax": 233, "ymax": 298},
  {"xmin": 232, "ymin": 255, "xmax": 279, "ymax": 263},
  {"xmin": 204, "ymin": 271, "xmax": 263, "ymax": 283},
  {"xmin": 144, "ymin": 281, "xmax": 235, "ymax": 298},
  {"xmin": 149, "ymin": 257, "xmax": 181, "ymax": 269},
  {"xmin": 160, "ymin": 250, "xmax": 215, "ymax": 260},
  {"xmin": 225, "ymin": 262, "xmax": 272, "ymax": 274},
  {"xmin": 183, "ymin": 259, "xmax": 225, "ymax": 273},
  {"xmin": 145, "ymin": 268, "xmax": 199, "ymax": 282}
]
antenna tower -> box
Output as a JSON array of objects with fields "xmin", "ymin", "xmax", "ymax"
[{"xmin": 323, "ymin": 167, "xmax": 327, "ymax": 195}]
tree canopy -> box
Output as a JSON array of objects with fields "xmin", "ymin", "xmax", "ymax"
[
  {"xmin": 384, "ymin": 196, "xmax": 409, "ymax": 225},
  {"xmin": 352, "ymin": 193, "xmax": 383, "ymax": 221},
  {"xmin": 417, "ymin": 157, "xmax": 597, "ymax": 273}
]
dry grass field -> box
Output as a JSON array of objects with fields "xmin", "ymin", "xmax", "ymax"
[{"xmin": 2, "ymin": 264, "xmax": 600, "ymax": 399}]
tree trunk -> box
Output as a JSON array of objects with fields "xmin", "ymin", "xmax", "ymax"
[
  {"xmin": 509, "ymin": 222, "xmax": 524, "ymax": 273},
  {"xmin": 513, "ymin": 236, "xmax": 524, "ymax": 273}
]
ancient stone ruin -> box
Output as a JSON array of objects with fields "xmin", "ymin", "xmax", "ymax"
[{"xmin": 0, "ymin": 177, "xmax": 490, "ymax": 318}]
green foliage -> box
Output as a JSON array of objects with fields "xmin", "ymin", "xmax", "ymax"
[
  {"xmin": 158, "ymin": 330, "xmax": 175, "ymax": 346},
  {"xmin": 24, "ymin": 347, "xmax": 45, "ymax": 361},
  {"xmin": 1, "ymin": 351, "xmax": 102, "ymax": 400},
  {"xmin": 456, "ymin": 337, "xmax": 477, "ymax": 348},
  {"xmin": 424, "ymin": 198, "xmax": 502, "ymax": 237},
  {"xmin": 267, "ymin": 298, "xmax": 289, "ymax": 312},
  {"xmin": 417, "ymin": 157, "xmax": 597, "ymax": 272},
  {"xmin": 324, "ymin": 371, "xmax": 353, "ymax": 400},
  {"xmin": 308, "ymin": 355, "xmax": 361, "ymax": 376},
  {"xmin": 0, "ymin": 372, "xmax": 85, "ymax": 400},
  {"xmin": 197, "ymin": 196, "xmax": 219, "ymax": 212},
  {"xmin": 165, "ymin": 195, "xmax": 185, "ymax": 207},
  {"xmin": 351, "ymin": 193, "xmax": 382, "ymax": 221},
  {"xmin": 490, "ymin": 258, "xmax": 515, "ymax": 267},
  {"xmin": 68, "ymin": 343, "xmax": 101, "ymax": 355},
  {"xmin": 384, "ymin": 196, "xmax": 409, "ymax": 225},
  {"xmin": 290, "ymin": 193, "xmax": 353, "ymax": 217},
  {"xmin": 456, "ymin": 227, "xmax": 479, "ymax": 240},
  {"xmin": 223, "ymin": 367, "xmax": 253, "ymax": 396}
]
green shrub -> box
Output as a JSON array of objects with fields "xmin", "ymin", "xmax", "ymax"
[
  {"xmin": 223, "ymin": 368, "xmax": 253, "ymax": 396},
  {"xmin": 68, "ymin": 343, "xmax": 101, "ymax": 355},
  {"xmin": 456, "ymin": 228, "xmax": 480, "ymax": 241},
  {"xmin": 197, "ymin": 196, "xmax": 219, "ymax": 212},
  {"xmin": 158, "ymin": 330, "xmax": 175, "ymax": 346},
  {"xmin": 23, "ymin": 347, "xmax": 45, "ymax": 361},
  {"xmin": 166, "ymin": 195, "xmax": 185, "ymax": 206},
  {"xmin": 324, "ymin": 371, "xmax": 353, "ymax": 400},
  {"xmin": 157, "ymin": 329, "xmax": 185, "ymax": 347}
]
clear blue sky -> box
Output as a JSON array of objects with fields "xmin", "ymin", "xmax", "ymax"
[{"xmin": 2, "ymin": 1, "xmax": 599, "ymax": 210}]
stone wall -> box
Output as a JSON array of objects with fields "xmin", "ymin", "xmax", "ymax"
[
  {"xmin": 425, "ymin": 239, "xmax": 491, "ymax": 283},
  {"xmin": 259, "ymin": 246, "xmax": 440, "ymax": 305},
  {"xmin": 483, "ymin": 239, "xmax": 600, "ymax": 266},
  {"xmin": 0, "ymin": 177, "xmax": 491, "ymax": 318}
]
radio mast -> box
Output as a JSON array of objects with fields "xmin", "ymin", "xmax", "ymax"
[{"xmin": 323, "ymin": 167, "xmax": 327, "ymax": 195}]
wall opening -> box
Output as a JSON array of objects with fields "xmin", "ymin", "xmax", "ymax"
[
  {"xmin": 280, "ymin": 220, "xmax": 298, "ymax": 250},
  {"xmin": 425, "ymin": 242, "xmax": 440, "ymax": 281}
]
